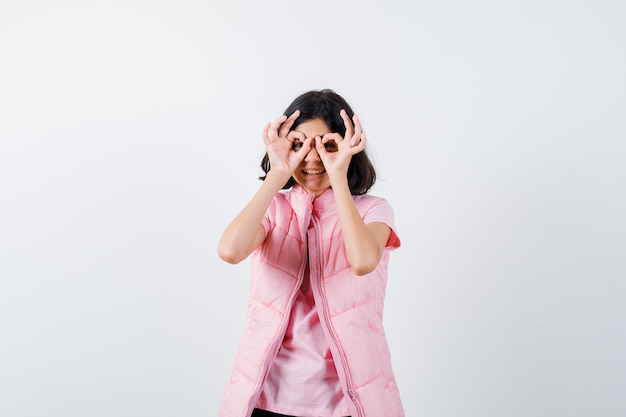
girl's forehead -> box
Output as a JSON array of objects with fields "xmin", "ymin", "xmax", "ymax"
[{"xmin": 293, "ymin": 118, "xmax": 331, "ymax": 135}]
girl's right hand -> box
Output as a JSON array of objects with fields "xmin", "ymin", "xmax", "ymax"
[{"xmin": 262, "ymin": 110, "xmax": 312, "ymax": 180}]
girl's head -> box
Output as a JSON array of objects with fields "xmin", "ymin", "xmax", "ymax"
[{"xmin": 260, "ymin": 89, "xmax": 377, "ymax": 195}]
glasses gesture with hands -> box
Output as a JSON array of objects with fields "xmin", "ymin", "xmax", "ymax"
[
  {"xmin": 261, "ymin": 109, "xmax": 312, "ymax": 182},
  {"xmin": 315, "ymin": 109, "xmax": 366, "ymax": 183},
  {"xmin": 262, "ymin": 107, "xmax": 366, "ymax": 187}
]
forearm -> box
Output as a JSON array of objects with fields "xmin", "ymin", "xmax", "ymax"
[
  {"xmin": 331, "ymin": 178, "xmax": 387, "ymax": 275},
  {"xmin": 217, "ymin": 171, "xmax": 288, "ymax": 264}
]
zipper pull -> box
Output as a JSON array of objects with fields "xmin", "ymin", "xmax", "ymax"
[{"xmin": 347, "ymin": 388, "xmax": 358, "ymax": 402}]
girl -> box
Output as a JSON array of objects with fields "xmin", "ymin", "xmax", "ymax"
[{"xmin": 217, "ymin": 89, "xmax": 404, "ymax": 417}]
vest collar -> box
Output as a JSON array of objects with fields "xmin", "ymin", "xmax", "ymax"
[{"xmin": 291, "ymin": 184, "xmax": 336, "ymax": 211}]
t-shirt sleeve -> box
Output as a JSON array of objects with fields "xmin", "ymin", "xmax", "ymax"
[{"xmin": 363, "ymin": 198, "xmax": 401, "ymax": 250}]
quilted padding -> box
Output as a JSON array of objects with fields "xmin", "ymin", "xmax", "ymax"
[{"xmin": 219, "ymin": 185, "xmax": 404, "ymax": 417}]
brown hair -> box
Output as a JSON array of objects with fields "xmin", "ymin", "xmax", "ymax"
[{"xmin": 259, "ymin": 89, "xmax": 376, "ymax": 195}]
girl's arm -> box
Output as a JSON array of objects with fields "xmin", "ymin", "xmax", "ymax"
[
  {"xmin": 217, "ymin": 111, "xmax": 312, "ymax": 264},
  {"xmin": 317, "ymin": 111, "xmax": 390, "ymax": 276},
  {"xmin": 217, "ymin": 171, "xmax": 288, "ymax": 264},
  {"xmin": 331, "ymin": 177, "xmax": 391, "ymax": 276}
]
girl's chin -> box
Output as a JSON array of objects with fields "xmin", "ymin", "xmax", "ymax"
[{"xmin": 295, "ymin": 180, "xmax": 331, "ymax": 196}]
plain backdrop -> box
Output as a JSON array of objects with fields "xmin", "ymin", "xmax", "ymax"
[{"xmin": 1, "ymin": 0, "xmax": 625, "ymax": 416}]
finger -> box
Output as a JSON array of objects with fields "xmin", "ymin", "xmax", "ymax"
[
  {"xmin": 340, "ymin": 109, "xmax": 354, "ymax": 139},
  {"xmin": 287, "ymin": 131, "xmax": 305, "ymax": 143},
  {"xmin": 279, "ymin": 109, "xmax": 300, "ymax": 137},
  {"xmin": 299, "ymin": 137, "xmax": 313, "ymax": 154},
  {"xmin": 293, "ymin": 137, "xmax": 314, "ymax": 162},
  {"xmin": 269, "ymin": 115, "xmax": 288, "ymax": 140},
  {"xmin": 322, "ymin": 132, "xmax": 342, "ymax": 144},
  {"xmin": 313, "ymin": 136, "xmax": 328, "ymax": 157},
  {"xmin": 353, "ymin": 130, "xmax": 366, "ymax": 152},
  {"xmin": 262, "ymin": 121, "xmax": 272, "ymax": 146},
  {"xmin": 350, "ymin": 114, "xmax": 363, "ymax": 147}
]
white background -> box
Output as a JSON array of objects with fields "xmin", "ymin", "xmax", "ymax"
[{"xmin": 1, "ymin": 0, "xmax": 625, "ymax": 416}]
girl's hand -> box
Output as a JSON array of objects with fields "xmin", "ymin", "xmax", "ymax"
[
  {"xmin": 262, "ymin": 110, "xmax": 312, "ymax": 180},
  {"xmin": 315, "ymin": 109, "xmax": 366, "ymax": 184}
]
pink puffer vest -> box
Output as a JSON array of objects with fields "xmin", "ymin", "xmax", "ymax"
[{"xmin": 219, "ymin": 185, "xmax": 404, "ymax": 417}]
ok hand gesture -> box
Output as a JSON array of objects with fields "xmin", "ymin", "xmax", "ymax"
[
  {"xmin": 315, "ymin": 109, "xmax": 366, "ymax": 183},
  {"xmin": 262, "ymin": 110, "xmax": 312, "ymax": 181}
]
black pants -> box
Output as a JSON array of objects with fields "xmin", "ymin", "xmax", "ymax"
[
  {"xmin": 251, "ymin": 408, "xmax": 351, "ymax": 417},
  {"xmin": 251, "ymin": 410, "xmax": 292, "ymax": 417}
]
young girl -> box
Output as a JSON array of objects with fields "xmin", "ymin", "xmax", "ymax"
[{"xmin": 217, "ymin": 89, "xmax": 404, "ymax": 417}]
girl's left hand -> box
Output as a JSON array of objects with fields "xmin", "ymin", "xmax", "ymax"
[{"xmin": 315, "ymin": 109, "xmax": 366, "ymax": 183}]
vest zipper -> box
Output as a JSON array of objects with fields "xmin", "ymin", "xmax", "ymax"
[{"xmin": 309, "ymin": 215, "xmax": 365, "ymax": 417}]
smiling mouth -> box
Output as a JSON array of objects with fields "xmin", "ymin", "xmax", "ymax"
[{"xmin": 302, "ymin": 169, "xmax": 326, "ymax": 175}]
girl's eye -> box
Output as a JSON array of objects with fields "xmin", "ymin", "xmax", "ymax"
[
  {"xmin": 292, "ymin": 141, "xmax": 303, "ymax": 150},
  {"xmin": 324, "ymin": 141, "xmax": 338, "ymax": 152}
]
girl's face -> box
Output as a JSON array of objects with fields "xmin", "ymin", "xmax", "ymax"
[{"xmin": 288, "ymin": 118, "xmax": 338, "ymax": 197}]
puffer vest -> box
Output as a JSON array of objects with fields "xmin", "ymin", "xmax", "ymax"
[{"xmin": 219, "ymin": 185, "xmax": 404, "ymax": 417}]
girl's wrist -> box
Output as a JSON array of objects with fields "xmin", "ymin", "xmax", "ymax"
[
  {"xmin": 265, "ymin": 169, "xmax": 291, "ymax": 186},
  {"xmin": 328, "ymin": 173, "xmax": 349, "ymax": 190}
]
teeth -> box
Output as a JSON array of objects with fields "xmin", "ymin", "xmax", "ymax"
[{"xmin": 303, "ymin": 169, "xmax": 325, "ymax": 174}]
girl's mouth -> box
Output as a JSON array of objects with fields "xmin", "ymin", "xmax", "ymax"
[{"xmin": 302, "ymin": 169, "xmax": 325, "ymax": 175}]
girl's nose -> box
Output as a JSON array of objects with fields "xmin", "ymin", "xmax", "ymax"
[{"xmin": 304, "ymin": 138, "xmax": 321, "ymax": 161}]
